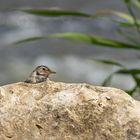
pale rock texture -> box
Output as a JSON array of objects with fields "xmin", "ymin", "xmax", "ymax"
[{"xmin": 0, "ymin": 80, "xmax": 140, "ymax": 140}]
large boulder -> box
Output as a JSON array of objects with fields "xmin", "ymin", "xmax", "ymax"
[{"xmin": 0, "ymin": 80, "xmax": 140, "ymax": 140}]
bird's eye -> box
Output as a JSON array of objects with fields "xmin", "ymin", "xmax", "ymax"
[{"xmin": 42, "ymin": 68, "xmax": 46, "ymax": 71}]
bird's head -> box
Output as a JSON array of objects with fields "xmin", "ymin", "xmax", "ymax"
[{"xmin": 35, "ymin": 65, "xmax": 56, "ymax": 77}]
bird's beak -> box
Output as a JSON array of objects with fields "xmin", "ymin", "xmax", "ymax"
[{"xmin": 50, "ymin": 70, "xmax": 56, "ymax": 74}]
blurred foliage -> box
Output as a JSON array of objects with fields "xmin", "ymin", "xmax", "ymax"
[
  {"xmin": 94, "ymin": 59, "xmax": 140, "ymax": 96},
  {"xmin": 17, "ymin": 0, "xmax": 140, "ymax": 96},
  {"xmin": 21, "ymin": 9, "xmax": 93, "ymax": 17}
]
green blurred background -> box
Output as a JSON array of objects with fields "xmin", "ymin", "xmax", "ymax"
[{"xmin": 0, "ymin": 0, "xmax": 140, "ymax": 98}]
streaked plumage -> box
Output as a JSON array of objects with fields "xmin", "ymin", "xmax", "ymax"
[{"xmin": 25, "ymin": 65, "xmax": 56, "ymax": 84}]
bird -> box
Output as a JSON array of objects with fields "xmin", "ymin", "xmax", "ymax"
[{"xmin": 24, "ymin": 65, "xmax": 56, "ymax": 84}]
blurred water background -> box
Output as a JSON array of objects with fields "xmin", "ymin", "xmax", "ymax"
[{"xmin": 0, "ymin": 0, "xmax": 139, "ymax": 96}]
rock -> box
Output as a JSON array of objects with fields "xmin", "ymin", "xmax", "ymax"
[{"xmin": 0, "ymin": 80, "xmax": 140, "ymax": 140}]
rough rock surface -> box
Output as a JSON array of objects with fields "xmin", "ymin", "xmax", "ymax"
[{"xmin": 0, "ymin": 80, "xmax": 140, "ymax": 140}]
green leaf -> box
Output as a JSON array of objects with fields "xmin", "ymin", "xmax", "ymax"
[
  {"xmin": 132, "ymin": 0, "xmax": 140, "ymax": 9},
  {"xmin": 21, "ymin": 8, "xmax": 93, "ymax": 17},
  {"xmin": 124, "ymin": 0, "xmax": 131, "ymax": 4},
  {"xmin": 111, "ymin": 11, "xmax": 140, "ymax": 27},
  {"xmin": 116, "ymin": 69, "xmax": 140, "ymax": 75},
  {"xmin": 14, "ymin": 32, "xmax": 140, "ymax": 50},
  {"xmin": 93, "ymin": 59, "xmax": 124, "ymax": 67},
  {"xmin": 113, "ymin": 11, "xmax": 134, "ymax": 22},
  {"xmin": 110, "ymin": 11, "xmax": 140, "ymax": 29},
  {"xmin": 119, "ymin": 22, "xmax": 140, "ymax": 27},
  {"xmin": 13, "ymin": 36, "xmax": 46, "ymax": 44},
  {"xmin": 49, "ymin": 32, "xmax": 140, "ymax": 50}
]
